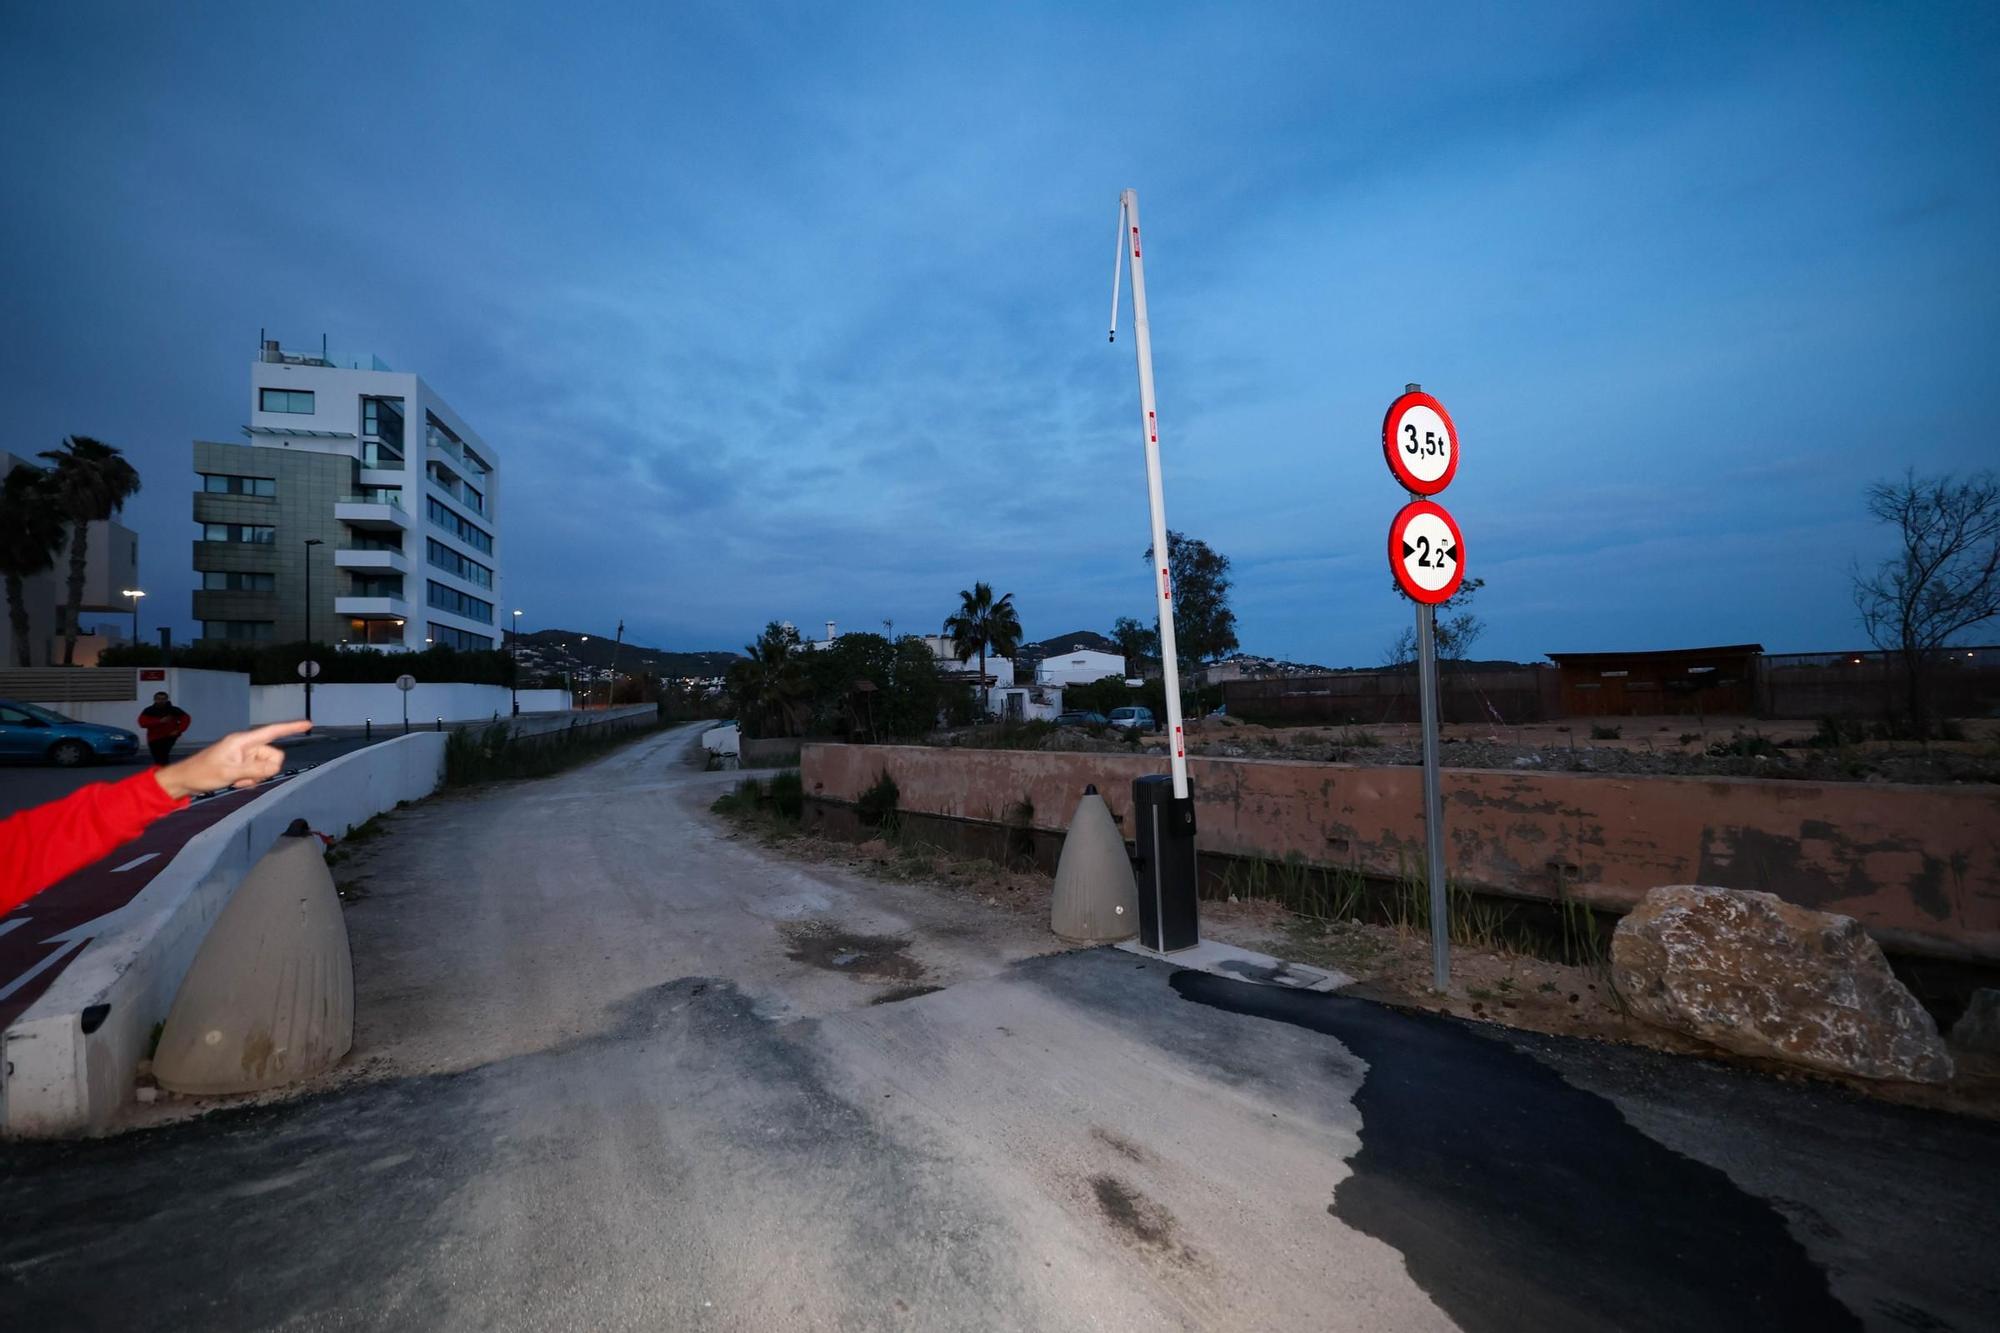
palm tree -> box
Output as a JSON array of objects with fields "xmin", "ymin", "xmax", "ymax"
[
  {"xmin": 943, "ymin": 582, "xmax": 1022, "ymax": 714},
  {"xmin": 0, "ymin": 464, "xmax": 69, "ymax": 667},
  {"xmin": 727, "ymin": 622, "xmax": 809, "ymax": 738},
  {"xmin": 39, "ymin": 436, "xmax": 141, "ymax": 666}
]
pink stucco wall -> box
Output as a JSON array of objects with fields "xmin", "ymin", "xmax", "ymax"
[{"xmin": 801, "ymin": 744, "xmax": 2000, "ymax": 962}]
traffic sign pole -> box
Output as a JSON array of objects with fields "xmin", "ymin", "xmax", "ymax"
[
  {"xmin": 1382, "ymin": 382, "xmax": 1459, "ymax": 991},
  {"xmin": 1415, "ymin": 591, "xmax": 1448, "ymax": 991}
]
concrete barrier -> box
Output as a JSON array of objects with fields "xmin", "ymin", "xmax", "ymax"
[
  {"xmin": 1, "ymin": 733, "xmax": 447, "ymax": 1138},
  {"xmin": 741, "ymin": 736, "xmax": 804, "ymax": 768},
  {"xmin": 801, "ymin": 743, "xmax": 2000, "ymax": 965},
  {"xmin": 251, "ymin": 682, "xmax": 568, "ymax": 727},
  {"xmin": 503, "ymin": 703, "xmax": 655, "ymax": 742}
]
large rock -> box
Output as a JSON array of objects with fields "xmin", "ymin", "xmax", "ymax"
[{"xmin": 1610, "ymin": 885, "xmax": 1953, "ymax": 1084}]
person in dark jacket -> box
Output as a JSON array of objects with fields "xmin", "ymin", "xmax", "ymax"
[{"xmin": 138, "ymin": 691, "xmax": 192, "ymax": 765}]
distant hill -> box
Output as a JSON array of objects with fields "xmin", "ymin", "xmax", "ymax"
[
  {"xmin": 1015, "ymin": 629, "xmax": 1121, "ymax": 675},
  {"xmin": 518, "ymin": 628, "xmax": 741, "ymax": 680}
]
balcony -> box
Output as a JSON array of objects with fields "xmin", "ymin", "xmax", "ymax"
[
  {"xmin": 334, "ymin": 595, "xmax": 408, "ymax": 620},
  {"xmin": 334, "ymin": 497, "xmax": 412, "ymax": 532},
  {"xmin": 335, "ymin": 547, "xmax": 409, "ymax": 575}
]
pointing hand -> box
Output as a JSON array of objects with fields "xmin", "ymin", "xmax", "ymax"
[{"xmin": 154, "ymin": 721, "xmax": 313, "ymax": 800}]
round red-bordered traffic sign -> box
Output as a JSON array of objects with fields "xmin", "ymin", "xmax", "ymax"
[
  {"xmin": 1388, "ymin": 499, "xmax": 1466, "ymax": 604},
  {"xmin": 1382, "ymin": 390, "xmax": 1459, "ymax": 495}
]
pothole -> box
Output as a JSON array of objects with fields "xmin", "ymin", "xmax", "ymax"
[{"xmin": 781, "ymin": 921, "xmax": 925, "ymax": 982}]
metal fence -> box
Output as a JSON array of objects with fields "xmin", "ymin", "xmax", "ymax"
[
  {"xmin": 0, "ymin": 668, "xmax": 138, "ymax": 703},
  {"xmin": 1759, "ymin": 647, "xmax": 2000, "ymax": 720},
  {"xmin": 1223, "ymin": 667, "xmax": 1558, "ymax": 726}
]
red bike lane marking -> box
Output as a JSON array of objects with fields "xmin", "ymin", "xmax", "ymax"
[{"xmin": 0, "ymin": 780, "xmax": 287, "ymax": 1033}]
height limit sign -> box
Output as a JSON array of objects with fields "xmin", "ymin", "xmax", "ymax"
[{"xmin": 1379, "ymin": 385, "xmax": 1465, "ymax": 994}]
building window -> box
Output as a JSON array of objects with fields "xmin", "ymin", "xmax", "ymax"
[
  {"xmin": 427, "ymin": 538, "xmax": 493, "ymax": 588},
  {"xmin": 362, "ymin": 396, "xmax": 404, "ymax": 440},
  {"xmin": 463, "ymin": 484, "xmax": 484, "ymax": 515},
  {"xmin": 259, "ymin": 388, "xmax": 315, "ymax": 414},
  {"xmin": 201, "ymin": 523, "xmax": 276, "ymax": 544},
  {"xmin": 426, "ymin": 496, "xmax": 493, "ymax": 554},
  {"xmin": 201, "ymin": 473, "xmax": 276, "ymax": 497},
  {"xmin": 432, "ymin": 625, "xmax": 494, "ymax": 651},
  {"xmin": 201, "ymin": 571, "xmax": 277, "ymax": 592},
  {"xmin": 343, "ymin": 532, "xmax": 403, "ymax": 553},
  {"xmin": 427, "ymin": 580, "xmax": 494, "ymax": 623},
  {"xmin": 349, "ymin": 575, "xmax": 405, "ymax": 599},
  {"xmin": 362, "ymin": 396, "xmax": 406, "ymax": 469},
  {"xmin": 203, "ymin": 620, "xmax": 275, "ymax": 641},
  {"xmin": 344, "ymin": 618, "xmax": 405, "ymax": 646}
]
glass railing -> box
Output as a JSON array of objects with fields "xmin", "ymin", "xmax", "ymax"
[
  {"xmin": 361, "ymin": 441, "xmax": 406, "ymax": 470},
  {"xmin": 340, "ymin": 492, "xmax": 405, "ymax": 508}
]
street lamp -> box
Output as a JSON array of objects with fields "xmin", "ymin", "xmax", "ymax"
[
  {"xmin": 511, "ymin": 609, "xmax": 524, "ymax": 715},
  {"xmin": 121, "ymin": 589, "xmax": 145, "ymax": 653},
  {"xmin": 580, "ymin": 635, "xmax": 591, "ymax": 709},
  {"xmin": 302, "ymin": 539, "xmax": 324, "ymax": 723}
]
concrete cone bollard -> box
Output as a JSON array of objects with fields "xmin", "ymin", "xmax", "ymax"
[
  {"xmin": 1051, "ymin": 786, "xmax": 1139, "ymax": 943},
  {"xmin": 155, "ymin": 821, "xmax": 354, "ymax": 1095}
]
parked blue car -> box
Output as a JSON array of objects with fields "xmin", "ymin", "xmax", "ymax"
[{"xmin": 0, "ymin": 699, "xmax": 142, "ymax": 767}]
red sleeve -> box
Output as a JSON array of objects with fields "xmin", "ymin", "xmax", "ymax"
[{"xmin": 0, "ymin": 771, "xmax": 187, "ymax": 917}]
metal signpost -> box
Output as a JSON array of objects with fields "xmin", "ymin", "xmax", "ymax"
[
  {"xmin": 397, "ymin": 673, "xmax": 416, "ymax": 734},
  {"xmin": 1382, "ymin": 386, "xmax": 1465, "ymax": 991},
  {"xmin": 1110, "ymin": 188, "xmax": 1199, "ymax": 953},
  {"xmin": 297, "ymin": 658, "xmax": 321, "ymax": 726}
]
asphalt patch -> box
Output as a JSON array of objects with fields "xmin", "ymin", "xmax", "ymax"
[
  {"xmin": 1089, "ymin": 1173, "xmax": 1175, "ymax": 1248},
  {"xmin": 782, "ymin": 921, "xmax": 924, "ymax": 981},
  {"xmin": 1169, "ymin": 969, "xmax": 1862, "ymax": 1333},
  {"xmin": 868, "ymin": 983, "xmax": 942, "ymax": 1005}
]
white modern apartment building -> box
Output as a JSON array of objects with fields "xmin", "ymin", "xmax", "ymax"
[{"xmin": 192, "ymin": 337, "xmax": 502, "ymax": 651}]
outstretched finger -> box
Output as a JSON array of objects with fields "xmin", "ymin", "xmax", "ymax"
[{"xmin": 236, "ymin": 720, "xmax": 312, "ymax": 747}]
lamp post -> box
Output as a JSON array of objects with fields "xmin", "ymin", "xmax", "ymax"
[
  {"xmin": 302, "ymin": 539, "xmax": 323, "ymax": 723},
  {"xmin": 580, "ymin": 635, "xmax": 591, "ymax": 709},
  {"xmin": 121, "ymin": 589, "xmax": 145, "ymax": 653},
  {"xmin": 511, "ymin": 609, "xmax": 524, "ymax": 715}
]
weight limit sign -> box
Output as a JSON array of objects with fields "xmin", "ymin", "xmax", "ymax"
[
  {"xmin": 1382, "ymin": 389, "xmax": 1458, "ymax": 495},
  {"xmin": 1388, "ymin": 499, "xmax": 1466, "ymax": 604}
]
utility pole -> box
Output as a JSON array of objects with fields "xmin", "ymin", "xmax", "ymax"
[
  {"xmin": 511, "ymin": 609, "xmax": 524, "ymax": 715},
  {"xmin": 122, "ymin": 588, "xmax": 145, "ymax": 654},
  {"xmin": 608, "ymin": 619, "xmax": 625, "ymax": 708},
  {"xmin": 302, "ymin": 539, "xmax": 323, "ymax": 722}
]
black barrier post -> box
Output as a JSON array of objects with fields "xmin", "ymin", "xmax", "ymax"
[{"xmin": 364, "ymin": 719, "xmax": 372, "ymax": 742}]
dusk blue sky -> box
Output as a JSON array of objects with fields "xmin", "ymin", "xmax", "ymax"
[{"xmin": 3, "ymin": 3, "xmax": 1995, "ymax": 664}]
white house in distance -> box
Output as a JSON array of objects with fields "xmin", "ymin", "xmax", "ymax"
[{"xmin": 1034, "ymin": 648, "xmax": 1125, "ymax": 688}]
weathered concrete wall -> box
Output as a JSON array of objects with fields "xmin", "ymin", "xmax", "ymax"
[
  {"xmin": 2, "ymin": 734, "xmax": 448, "ymax": 1137},
  {"xmin": 801, "ymin": 744, "xmax": 2000, "ymax": 963},
  {"xmin": 741, "ymin": 736, "xmax": 804, "ymax": 768}
]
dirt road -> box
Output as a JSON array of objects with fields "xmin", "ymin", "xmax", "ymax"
[{"xmin": 3, "ymin": 725, "xmax": 1995, "ymax": 1330}]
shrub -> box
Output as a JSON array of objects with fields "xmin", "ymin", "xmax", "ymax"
[
  {"xmin": 856, "ymin": 770, "xmax": 901, "ymax": 832},
  {"xmin": 1805, "ymin": 716, "xmax": 1865, "ymax": 748},
  {"xmin": 768, "ymin": 769, "xmax": 804, "ymax": 820},
  {"xmin": 1707, "ymin": 731, "xmax": 1781, "ymax": 759},
  {"xmin": 1588, "ymin": 724, "xmax": 1622, "ymax": 740}
]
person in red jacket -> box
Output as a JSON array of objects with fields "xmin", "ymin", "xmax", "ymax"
[
  {"xmin": 0, "ymin": 719, "xmax": 310, "ymax": 917},
  {"xmin": 137, "ymin": 690, "xmax": 192, "ymax": 766}
]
